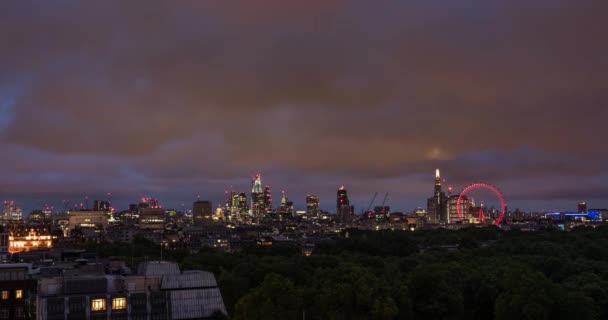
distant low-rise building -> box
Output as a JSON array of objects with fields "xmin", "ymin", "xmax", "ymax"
[
  {"xmin": 67, "ymin": 211, "xmax": 109, "ymax": 233},
  {"xmin": 138, "ymin": 208, "xmax": 166, "ymax": 231},
  {"xmin": 8, "ymin": 229, "xmax": 55, "ymax": 254}
]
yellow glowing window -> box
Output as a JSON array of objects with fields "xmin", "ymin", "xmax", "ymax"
[
  {"xmin": 1, "ymin": 291, "xmax": 7, "ymax": 300},
  {"xmin": 91, "ymin": 299, "xmax": 106, "ymax": 311},
  {"xmin": 112, "ymin": 297, "xmax": 126, "ymax": 310},
  {"xmin": 15, "ymin": 290, "xmax": 23, "ymax": 299}
]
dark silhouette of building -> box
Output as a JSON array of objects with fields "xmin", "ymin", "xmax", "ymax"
[
  {"xmin": 578, "ymin": 201, "xmax": 588, "ymax": 213},
  {"xmin": 93, "ymin": 200, "xmax": 110, "ymax": 212},
  {"xmin": 337, "ymin": 186, "xmax": 353, "ymax": 223},
  {"xmin": 192, "ymin": 200, "xmax": 213, "ymax": 226}
]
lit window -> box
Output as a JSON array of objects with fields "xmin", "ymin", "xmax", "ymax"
[
  {"xmin": 91, "ymin": 299, "xmax": 106, "ymax": 311},
  {"xmin": 1, "ymin": 291, "xmax": 7, "ymax": 300},
  {"xmin": 112, "ymin": 297, "xmax": 126, "ymax": 310},
  {"xmin": 15, "ymin": 290, "xmax": 23, "ymax": 299}
]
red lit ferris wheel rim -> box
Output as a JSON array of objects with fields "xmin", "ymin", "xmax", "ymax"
[{"xmin": 456, "ymin": 182, "xmax": 506, "ymax": 225}]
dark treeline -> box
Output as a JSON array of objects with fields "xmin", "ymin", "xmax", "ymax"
[{"xmin": 92, "ymin": 225, "xmax": 608, "ymax": 320}]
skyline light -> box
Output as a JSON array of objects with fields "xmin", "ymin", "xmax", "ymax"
[{"xmin": 1, "ymin": 168, "xmax": 601, "ymax": 216}]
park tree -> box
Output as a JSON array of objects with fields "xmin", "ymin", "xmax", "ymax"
[{"xmin": 234, "ymin": 273, "xmax": 303, "ymax": 320}]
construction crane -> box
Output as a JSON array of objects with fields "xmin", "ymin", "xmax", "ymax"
[
  {"xmin": 366, "ymin": 192, "xmax": 378, "ymax": 213},
  {"xmin": 381, "ymin": 193, "xmax": 389, "ymax": 207}
]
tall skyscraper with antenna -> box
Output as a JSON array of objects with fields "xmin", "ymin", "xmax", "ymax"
[
  {"xmin": 251, "ymin": 174, "xmax": 263, "ymax": 216},
  {"xmin": 427, "ymin": 169, "xmax": 448, "ymax": 223},
  {"xmin": 251, "ymin": 174, "xmax": 272, "ymax": 218}
]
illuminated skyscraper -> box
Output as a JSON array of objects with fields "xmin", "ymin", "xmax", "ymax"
[
  {"xmin": 225, "ymin": 191, "xmax": 237, "ymax": 214},
  {"xmin": 263, "ymin": 186, "xmax": 272, "ymax": 212},
  {"xmin": 238, "ymin": 192, "xmax": 248, "ymax": 214},
  {"xmin": 427, "ymin": 169, "xmax": 448, "ymax": 223},
  {"xmin": 337, "ymin": 186, "xmax": 353, "ymax": 223},
  {"xmin": 251, "ymin": 174, "xmax": 272, "ymax": 218},
  {"xmin": 280, "ymin": 191, "xmax": 287, "ymax": 210},
  {"xmin": 279, "ymin": 191, "xmax": 294, "ymax": 217},
  {"xmin": 251, "ymin": 174, "xmax": 263, "ymax": 217},
  {"xmin": 225, "ymin": 191, "xmax": 249, "ymax": 221},
  {"xmin": 306, "ymin": 195, "xmax": 320, "ymax": 216},
  {"xmin": 1, "ymin": 201, "xmax": 22, "ymax": 222}
]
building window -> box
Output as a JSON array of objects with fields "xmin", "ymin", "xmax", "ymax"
[
  {"xmin": 0, "ymin": 291, "xmax": 7, "ymax": 300},
  {"xmin": 48, "ymin": 300, "xmax": 64, "ymax": 314},
  {"xmin": 152, "ymin": 314, "xmax": 167, "ymax": 320},
  {"xmin": 69, "ymin": 302, "xmax": 84, "ymax": 313},
  {"xmin": 112, "ymin": 297, "xmax": 126, "ymax": 310},
  {"xmin": 14, "ymin": 306, "xmax": 24, "ymax": 318},
  {"xmin": 15, "ymin": 289, "xmax": 23, "ymax": 299},
  {"xmin": 91, "ymin": 299, "xmax": 106, "ymax": 312}
]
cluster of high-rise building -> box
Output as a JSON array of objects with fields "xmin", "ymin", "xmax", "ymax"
[
  {"xmin": 0, "ymin": 170, "xmax": 509, "ymax": 231},
  {"xmin": 1, "ymin": 201, "xmax": 22, "ymax": 223},
  {"xmin": 1, "ymin": 170, "xmax": 606, "ymax": 255},
  {"xmin": 216, "ymin": 174, "xmax": 328, "ymax": 224},
  {"xmin": 250, "ymin": 174, "xmax": 272, "ymax": 219},
  {"xmin": 224, "ymin": 191, "xmax": 248, "ymax": 219}
]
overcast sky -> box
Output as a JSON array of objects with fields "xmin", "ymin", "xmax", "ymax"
[{"xmin": 1, "ymin": 1, "xmax": 607, "ymax": 213}]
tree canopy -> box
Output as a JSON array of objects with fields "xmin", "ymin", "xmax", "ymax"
[{"xmin": 92, "ymin": 225, "xmax": 608, "ymax": 319}]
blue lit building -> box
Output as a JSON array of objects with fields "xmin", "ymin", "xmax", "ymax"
[{"xmin": 545, "ymin": 210, "xmax": 603, "ymax": 221}]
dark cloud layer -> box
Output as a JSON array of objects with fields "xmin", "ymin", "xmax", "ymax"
[{"xmin": 0, "ymin": 1, "xmax": 607, "ymax": 212}]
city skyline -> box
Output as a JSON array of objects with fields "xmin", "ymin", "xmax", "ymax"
[
  {"xmin": 2, "ymin": 169, "xmax": 604, "ymax": 216},
  {"xmin": 1, "ymin": 2, "xmax": 607, "ymax": 214}
]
